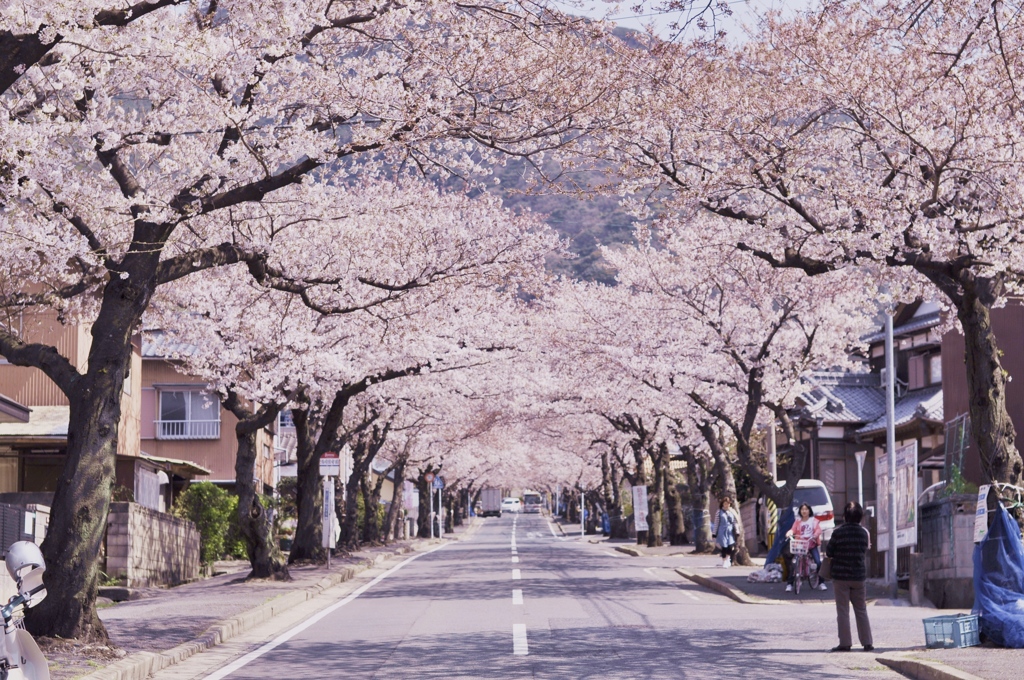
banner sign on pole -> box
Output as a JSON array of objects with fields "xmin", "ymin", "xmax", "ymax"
[
  {"xmin": 876, "ymin": 441, "xmax": 918, "ymax": 551},
  {"xmin": 319, "ymin": 451, "xmax": 340, "ymax": 477},
  {"xmin": 322, "ymin": 481, "xmax": 336, "ymax": 549},
  {"xmin": 974, "ymin": 484, "xmax": 991, "ymax": 543},
  {"xmin": 632, "ymin": 485, "xmax": 649, "ymax": 532}
]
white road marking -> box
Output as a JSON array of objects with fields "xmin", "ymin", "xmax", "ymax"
[
  {"xmin": 511, "ymin": 548, "xmax": 517, "ymax": 555},
  {"xmin": 643, "ymin": 566, "xmax": 702, "ymax": 601},
  {"xmin": 512, "ymin": 589, "xmax": 523, "ymax": 605},
  {"xmin": 603, "ymin": 550, "xmax": 626, "ymax": 558},
  {"xmin": 512, "ymin": 555, "xmax": 520, "ymax": 563},
  {"xmin": 512, "ymin": 569, "xmax": 521, "ymax": 580},
  {"xmin": 513, "ymin": 624, "xmax": 529, "ymax": 655},
  {"xmin": 201, "ymin": 543, "xmax": 449, "ymax": 680}
]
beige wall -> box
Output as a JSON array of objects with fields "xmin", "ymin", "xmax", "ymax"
[
  {"xmin": 106, "ymin": 501, "xmax": 200, "ymax": 587},
  {"xmin": 0, "ymin": 309, "xmax": 89, "ymax": 406},
  {"xmin": 141, "ymin": 359, "xmax": 276, "ymax": 488}
]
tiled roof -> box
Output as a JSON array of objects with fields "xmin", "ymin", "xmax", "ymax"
[
  {"xmin": 856, "ymin": 385, "xmax": 944, "ymax": 436},
  {"xmin": 142, "ymin": 330, "xmax": 198, "ymax": 359},
  {"xmin": 862, "ymin": 311, "xmax": 941, "ymax": 344},
  {"xmin": 0, "ymin": 406, "xmax": 69, "ymax": 438},
  {"xmin": 798, "ymin": 372, "xmax": 886, "ymax": 425}
]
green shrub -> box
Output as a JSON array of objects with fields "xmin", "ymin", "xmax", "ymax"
[{"xmin": 172, "ymin": 482, "xmax": 234, "ymax": 565}]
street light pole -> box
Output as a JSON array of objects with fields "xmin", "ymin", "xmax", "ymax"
[
  {"xmin": 855, "ymin": 450, "xmax": 867, "ymax": 507},
  {"xmin": 885, "ymin": 312, "xmax": 899, "ymax": 598}
]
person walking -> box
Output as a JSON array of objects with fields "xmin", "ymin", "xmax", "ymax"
[
  {"xmin": 826, "ymin": 502, "xmax": 874, "ymax": 652},
  {"xmin": 711, "ymin": 497, "xmax": 739, "ymax": 568}
]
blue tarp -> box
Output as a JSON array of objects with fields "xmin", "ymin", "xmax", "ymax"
[
  {"xmin": 973, "ymin": 504, "xmax": 1024, "ymax": 647},
  {"xmin": 765, "ymin": 506, "xmax": 796, "ymax": 565}
]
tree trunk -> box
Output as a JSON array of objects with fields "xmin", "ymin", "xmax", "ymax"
[
  {"xmin": 663, "ymin": 456, "xmax": 688, "ymax": 546},
  {"xmin": 416, "ymin": 468, "xmax": 437, "ymax": 538},
  {"xmin": 288, "ymin": 404, "xmax": 327, "ymax": 563},
  {"xmin": 951, "ymin": 277, "xmax": 1024, "ymax": 486},
  {"xmin": 27, "ymin": 267, "xmax": 159, "ymax": 642},
  {"xmin": 384, "ymin": 456, "xmax": 408, "ymax": 541},
  {"xmin": 700, "ymin": 422, "xmax": 753, "ymax": 565},
  {"xmin": 646, "ymin": 444, "xmax": 666, "ymax": 548},
  {"xmin": 683, "ymin": 448, "xmax": 715, "ymax": 553},
  {"xmin": 234, "ymin": 423, "xmax": 289, "ymax": 579}
]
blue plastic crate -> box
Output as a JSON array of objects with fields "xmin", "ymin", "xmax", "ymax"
[{"xmin": 922, "ymin": 614, "xmax": 980, "ymax": 649}]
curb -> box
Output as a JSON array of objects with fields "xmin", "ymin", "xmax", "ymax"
[
  {"xmin": 615, "ymin": 546, "xmax": 644, "ymax": 557},
  {"xmin": 877, "ymin": 652, "xmax": 987, "ymax": 680},
  {"xmin": 674, "ymin": 567, "xmax": 772, "ymax": 605},
  {"xmin": 81, "ymin": 542, "xmax": 427, "ymax": 680}
]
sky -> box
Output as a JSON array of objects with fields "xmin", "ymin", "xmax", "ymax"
[{"xmin": 556, "ymin": 0, "xmax": 815, "ymax": 42}]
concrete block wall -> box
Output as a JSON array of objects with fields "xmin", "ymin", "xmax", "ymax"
[
  {"xmin": 106, "ymin": 502, "xmax": 200, "ymax": 588},
  {"xmin": 918, "ymin": 495, "xmax": 977, "ymax": 608}
]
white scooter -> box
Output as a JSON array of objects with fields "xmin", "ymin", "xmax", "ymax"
[{"xmin": 0, "ymin": 542, "xmax": 49, "ymax": 680}]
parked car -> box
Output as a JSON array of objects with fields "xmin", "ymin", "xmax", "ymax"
[
  {"xmin": 501, "ymin": 497, "xmax": 522, "ymax": 513},
  {"xmin": 757, "ymin": 479, "xmax": 836, "ymax": 550},
  {"xmin": 522, "ymin": 491, "xmax": 543, "ymax": 514}
]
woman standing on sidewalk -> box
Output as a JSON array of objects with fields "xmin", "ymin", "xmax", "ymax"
[
  {"xmin": 826, "ymin": 502, "xmax": 874, "ymax": 652},
  {"xmin": 711, "ymin": 497, "xmax": 739, "ymax": 568}
]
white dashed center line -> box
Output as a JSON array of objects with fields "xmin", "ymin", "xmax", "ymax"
[
  {"xmin": 512, "ymin": 589, "xmax": 523, "ymax": 605},
  {"xmin": 513, "ymin": 624, "xmax": 529, "ymax": 655},
  {"xmin": 512, "ymin": 569, "xmax": 521, "ymax": 580},
  {"xmin": 512, "ymin": 555, "xmax": 519, "ymax": 563}
]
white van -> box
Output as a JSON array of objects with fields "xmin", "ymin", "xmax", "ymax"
[{"xmin": 757, "ymin": 479, "xmax": 836, "ymax": 548}]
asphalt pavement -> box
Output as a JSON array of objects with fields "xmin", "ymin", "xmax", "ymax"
[{"xmin": 145, "ymin": 513, "xmax": 948, "ymax": 680}]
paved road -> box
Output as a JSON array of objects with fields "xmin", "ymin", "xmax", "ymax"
[{"xmin": 185, "ymin": 514, "xmax": 929, "ymax": 679}]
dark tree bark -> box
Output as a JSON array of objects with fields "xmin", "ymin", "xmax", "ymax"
[
  {"xmin": 290, "ymin": 365, "xmax": 422, "ymax": 562},
  {"xmin": 288, "ymin": 399, "xmax": 327, "ymax": 564},
  {"xmin": 681, "ymin": 446, "xmax": 715, "ymax": 553},
  {"xmin": 646, "ymin": 442, "xmax": 668, "ymax": 548},
  {"xmin": 384, "ymin": 454, "xmax": 409, "ymax": 541},
  {"xmin": 663, "ymin": 454, "xmax": 688, "ymax": 546},
  {"xmin": 223, "ymin": 391, "xmax": 290, "ymax": 580},
  {"xmin": 340, "ymin": 417, "xmax": 389, "ymax": 550},
  {"xmin": 416, "ymin": 466, "xmax": 439, "ymax": 538},
  {"xmin": 698, "ymin": 420, "xmax": 754, "ymax": 566},
  {"xmin": 605, "ymin": 414, "xmax": 658, "ymax": 545}
]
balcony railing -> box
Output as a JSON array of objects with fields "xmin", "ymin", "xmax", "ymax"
[{"xmin": 156, "ymin": 419, "xmax": 221, "ymax": 440}]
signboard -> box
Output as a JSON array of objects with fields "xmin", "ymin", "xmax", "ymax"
[
  {"xmin": 876, "ymin": 441, "xmax": 918, "ymax": 551},
  {"xmin": 974, "ymin": 484, "xmax": 991, "ymax": 543},
  {"xmin": 631, "ymin": 485, "xmax": 649, "ymax": 532},
  {"xmin": 432, "ymin": 476, "xmax": 445, "ymax": 490},
  {"xmin": 319, "ymin": 451, "xmax": 340, "ymax": 477},
  {"xmin": 424, "ymin": 472, "xmax": 435, "ymax": 483},
  {"xmin": 321, "ymin": 481, "xmax": 336, "ymax": 549}
]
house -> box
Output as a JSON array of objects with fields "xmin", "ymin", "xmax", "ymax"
[
  {"xmin": 786, "ymin": 301, "xmax": 946, "ymax": 516},
  {"xmin": 0, "ymin": 308, "xmax": 201, "ymax": 508},
  {"xmin": 141, "ymin": 331, "xmax": 276, "ymax": 499}
]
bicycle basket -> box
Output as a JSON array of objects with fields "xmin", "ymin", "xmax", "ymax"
[{"xmin": 790, "ymin": 538, "xmax": 810, "ymax": 555}]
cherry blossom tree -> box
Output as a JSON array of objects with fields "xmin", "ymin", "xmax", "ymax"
[
  {"xmin": 606, "ymin": 0, "xmax": 1024, "ymax": 488},
  {"xmin": 0, "ymin": 0, "xmax": 618, "ymax": 639}
]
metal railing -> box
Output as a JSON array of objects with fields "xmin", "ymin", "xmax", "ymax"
[{"xmin": 156, "ymin": 420, "xmax": 220, "ymax": 440}]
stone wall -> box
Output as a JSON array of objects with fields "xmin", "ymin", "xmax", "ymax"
[
  {"xmin": 106, "ymin": 502, "xmax": 200, "ymax": 588},
  {"xmin": 918, "ymin": 495, "xmax": 977, "ymax": 609}
]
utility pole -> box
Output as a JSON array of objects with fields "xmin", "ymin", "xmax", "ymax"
[{"xmin": 885, "ymin": 312, "xmax": 898, "ymax": 598}]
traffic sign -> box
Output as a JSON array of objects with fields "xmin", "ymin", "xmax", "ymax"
[
  {"xmin": 320, "ymin": 452, "xmax": 340, "ymax": 477},
  {"xmin": 424, "ymin": 472, "xmax": 435, "ymax": 483},
  {"xmin": 432, "ymin": 476, "xmax": 445, "ymax": 490}
]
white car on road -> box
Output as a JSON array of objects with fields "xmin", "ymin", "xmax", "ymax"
[{"xmin": 501, "ymin": 497, "xmax": 521, "ymax": 513}]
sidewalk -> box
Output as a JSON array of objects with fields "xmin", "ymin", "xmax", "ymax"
[
  {"xmin": 555, "ymin": 524, "xmax": 1021, "ymax": 680},
  {"xmin": 43, "ymin": 521, "xmax": 480, "ymax": 680}
]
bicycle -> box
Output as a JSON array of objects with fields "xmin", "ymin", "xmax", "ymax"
[{"xmin": 789, "ymin": 537, "xmax": 820, "ymax": 595}]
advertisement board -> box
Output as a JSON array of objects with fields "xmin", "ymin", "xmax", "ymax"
[{"xmin": 876, "ymin": 441, "xmax": 918, "ymax": 551}]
